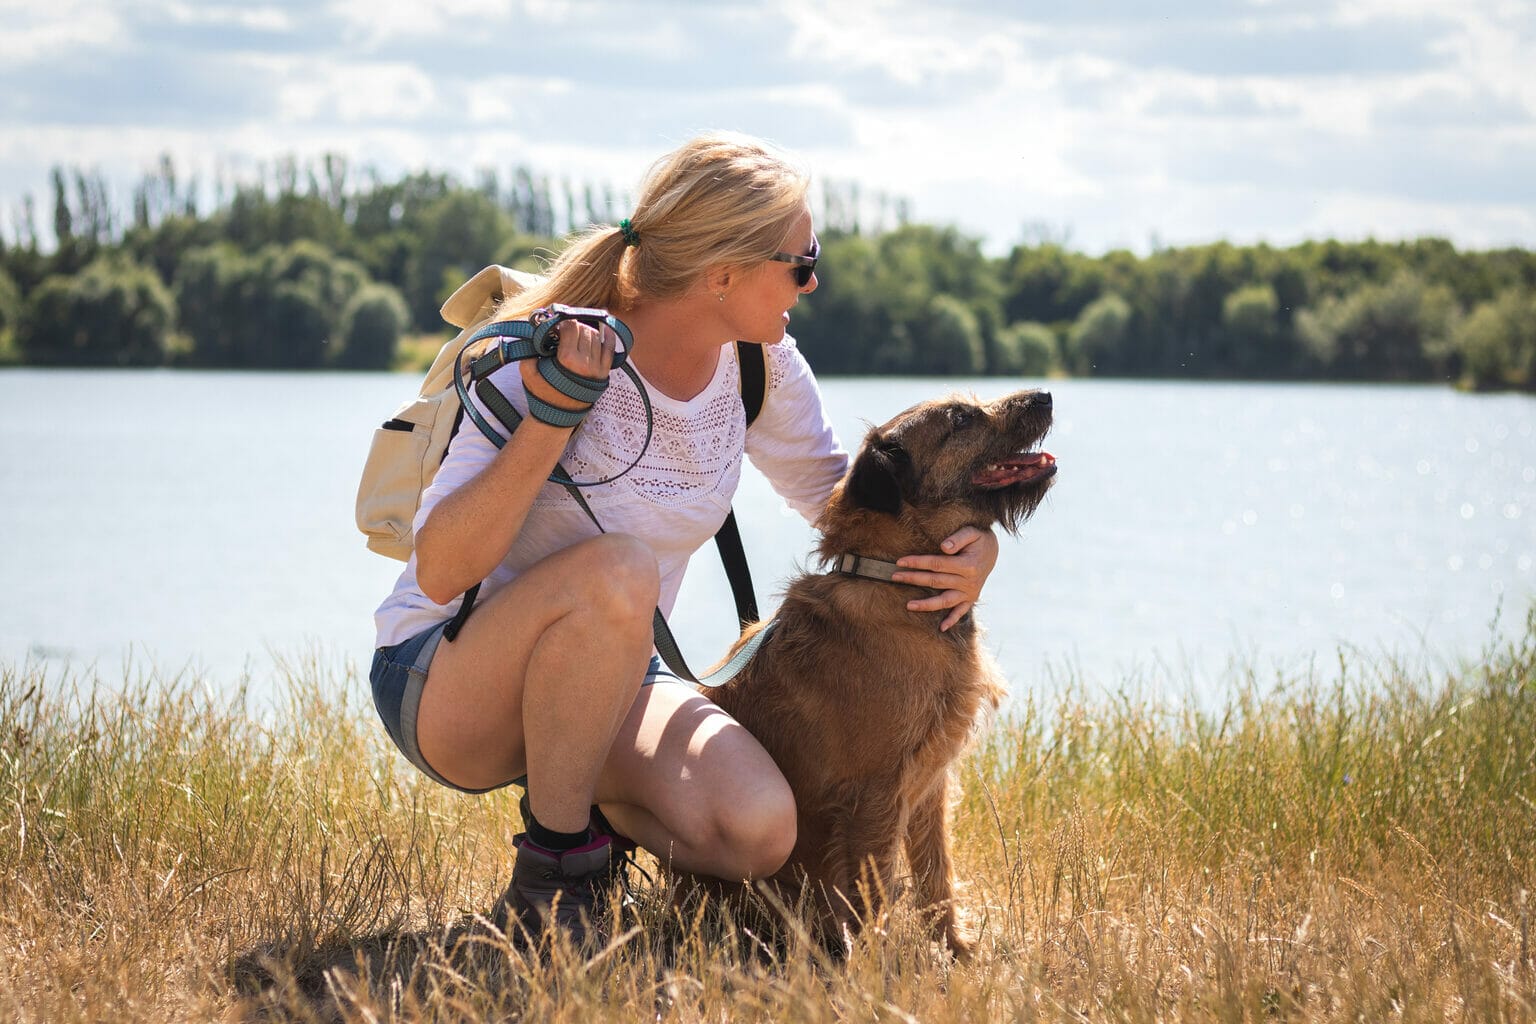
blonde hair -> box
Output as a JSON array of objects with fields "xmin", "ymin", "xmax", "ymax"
[{"xmin": 499, "ymin": 132, "xmax": 811, "ymax": 318}]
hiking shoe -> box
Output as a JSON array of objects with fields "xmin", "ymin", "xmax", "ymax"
[
  {"xmin": 493, "ymin": 833, "xmax": 617, "ymax": 950},
  {"xmin": 517, "ymin": 793, "xmax": 641, "ymax": 892}
]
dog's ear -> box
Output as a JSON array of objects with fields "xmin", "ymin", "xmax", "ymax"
[{"xmin": 846, "ymin": 439, "xmax": 910, "ymax": 515}]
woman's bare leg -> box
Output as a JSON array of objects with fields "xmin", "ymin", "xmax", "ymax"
[
  {"xmin": 594, "ymin": 682, "xmax": 797, "ymax": 881},
  {"xmin": 414, "ymin": 533, "xmax": 658, "ymax": 833},
  {"xmin": 411, "ymin": 530, "xmax": 794, "ymax": 881}
]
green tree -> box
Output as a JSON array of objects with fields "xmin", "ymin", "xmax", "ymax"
[
  {"xmin": 174, "ymin": 240, "xmax": 369, "ymax": 368},
  {"xmin": 406, "ymin": 190, "xmax": 513, "ymax": 330},
  {"xmin": 993, "ymin": 321, "xmax": 1058, "ymax": 376},
  {"xmin": 1296, "ymin": 271, "xmax": 1457, "ymax": 381},
  {"xmin": 0, "ymin": 266, "xmax": 19, "ymax": 339},
  {"xmin": 17, "ymin": 257, "xmax": 174, "ymax": 366},
  {"xmin": 121, "ymin": 212, "xmax": 219, "ymax": 290},
  {"xmin": 792, "ymin": 226, "xmax": 1004, "ymax": 376},
  {"xmin": 1452, "ymin": 288, "xmax": 1536, "ymax": 390},
  {"xmin": 263, "ymin": 277, "xmax": 332, "ymax": 369},
  {"xmin": 1066, "ymin": 293, "xmax": 1132, "ymax": 375},
  {"xmin": 791, "ymin": 234, "xmax": 907, "ymax": 374},
  {"xmin": 50, "ymin": 167, "xmax": 72, "ymax": 255},
  {"xmin": 334, "ymin": 282, "xmax": 410, "ymax": 369},
  {"xmin": 172, "ymin": 245, "xmax": 241, "ymax": 365},
  {"xmin": 1001, "ymin": 243, "xmax": 1104, "ymax": 326},
  {"xmin": 1117, "ymin": 243, "xmax": 1259, "ymax": 376},
  {"xmin": 220, "ymin": 177, "xmax": 346, "ymax": 253},
  {"xmin": 350, "ymin": 170, "xmax": 452, "ymax": 241},
  {"xmin": 15, "ymin": 155, "xmax": 1536, "ymax": 386},
  {"xmin": 1219, "ymin": 283, "xmax": 1281, "ymax": 375},
  {"xmin": 915, "ymin": 295, "xmax": 985, "ymax": 375}
]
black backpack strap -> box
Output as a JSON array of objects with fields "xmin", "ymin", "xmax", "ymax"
[
  {"xmin": 712, "ymin": 341, "xmax": 768, "ymax": 631},
  {"xmin": 712, "ymin": 511, "xmax": 758, "ymax": 629},
  {"xmin": 655, "ymin": 344, "xmax": 773, "ymax": 685},
  {"xmin": 442, "ymin": 582, "xmax": 479, "ymax": 642},
  {"xmin": 736, "ymin": 340, "xmax": 766, "ymax": 426}
]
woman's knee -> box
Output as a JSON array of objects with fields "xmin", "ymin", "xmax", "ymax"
[
  {"xmin": 710, "ymin": 774, "xmax": 798, "ymax": 879},
  {"xmin": 562, "ymin": 534, "xmax": 660, "ymax": 621}
]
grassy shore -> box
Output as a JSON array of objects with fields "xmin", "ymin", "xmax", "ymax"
[
  {"xmin": 392, "ymin": 333, "xmax": 452, "ymax": 374},
  {"xmin": 3, "ymin": 617, "xmax": 1534, "ymax": 1023}
]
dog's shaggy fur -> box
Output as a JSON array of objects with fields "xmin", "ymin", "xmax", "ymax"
[{"xmin": 707, "ymin": 388, "xmax": 1056, "ymax": 956}]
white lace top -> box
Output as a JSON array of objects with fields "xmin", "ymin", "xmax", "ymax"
[{"xmin": 373, "ymin": 337, "xmax": 848, "ymax": 647}]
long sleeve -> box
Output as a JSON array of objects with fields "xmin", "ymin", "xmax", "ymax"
[{"xmin": 743, "ymin": 337, "xmax": 849, "ymax": 524}]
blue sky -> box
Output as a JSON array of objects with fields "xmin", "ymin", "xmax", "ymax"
[{"xmin": 1, "ymin": 0, "xmax": 1533, "ymax": 255}]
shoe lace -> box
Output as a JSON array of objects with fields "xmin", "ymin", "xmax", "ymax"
[{"xmin": 610, "ymin": 843, "xmax": 653, "ymax": 901}]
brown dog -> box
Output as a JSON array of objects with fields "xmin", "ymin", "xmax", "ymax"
[{"xmin": 706, "ymin": 388, "xmax": 1056, "ymax": 956}]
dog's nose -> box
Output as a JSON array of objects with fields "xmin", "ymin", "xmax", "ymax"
[{"xmin": 1034, "ymin": 390, "xmax": 1052, "ymax": 408}]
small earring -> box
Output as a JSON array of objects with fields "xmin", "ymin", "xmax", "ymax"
[{"xmin": 717, "ymin": 292, "xmax": 725, "ymax": 302}]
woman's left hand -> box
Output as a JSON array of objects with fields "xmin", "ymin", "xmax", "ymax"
[{"xmin": 891, "ymin": 526, "xmax": 1000, "ymax": 632}]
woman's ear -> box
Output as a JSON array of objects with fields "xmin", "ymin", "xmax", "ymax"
[{"xmin": 703, "ymin": 264, "xmax": 733, "ymax": 298}]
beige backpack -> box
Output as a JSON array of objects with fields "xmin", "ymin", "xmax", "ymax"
[{"xmin": 354, "ymin": 265, "xmax": 541, "ymax": 560}]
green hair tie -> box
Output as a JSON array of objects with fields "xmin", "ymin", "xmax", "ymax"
[{"xmin": 619, "ymin": 218, "xmax": 640, "ymax": 247}]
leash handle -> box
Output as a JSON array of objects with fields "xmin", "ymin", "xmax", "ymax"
[
  {"xmin": 454, "ymin": 316, "xmax": 655, "ymax": 490},
  {"xmin": 529, "ymin": 304, "xmax": 634, "ymax": 365}
]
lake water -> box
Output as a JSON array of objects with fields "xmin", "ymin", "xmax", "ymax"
[{"xmin": 2, "ymin": 368, "xmax": 1532, "ymax": 708}]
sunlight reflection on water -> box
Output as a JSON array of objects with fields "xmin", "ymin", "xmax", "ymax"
[{"xmin": 1, "ymin": 369, "xmax": 1531, "ymax": 708}]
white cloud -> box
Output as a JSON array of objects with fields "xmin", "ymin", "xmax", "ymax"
[
  {"xmin": 1302, "ymin": 188, "xmax": 1536, "ymax": 250},
  {"xmin": 274, "ymin": 60, "xmax": 440, "ymax": 124},
  {"xmin": 0, "ymin": 0, "xmax": 124, "ymax": 62},
  {"xmin": 785, "ymin": 1, "xmax": 1017, "ymax": 87},
  {"xmin": 327, "ymin": 0, "xmax": 516, "ymax": 47},
  {"xmin": 159, "ymin": 2, "xmax": 296, "ymax": 32},
  {"xmin": 0, "ymin": 0, "xmax": 1532, "ymax": 255}
]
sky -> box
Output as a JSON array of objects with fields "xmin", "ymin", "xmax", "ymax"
[{"xmin": 1, "ymin": 0, "xmax": 1533, "ymax": 256}]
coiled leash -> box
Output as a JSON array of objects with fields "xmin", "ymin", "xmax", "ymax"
[
  {"xmin": 453, "ymin": 304, "xmax": 651, "ymax": 487},
  {"xmin": 442, "ymin": 305, "xmax": 775, "ymax": 687}
]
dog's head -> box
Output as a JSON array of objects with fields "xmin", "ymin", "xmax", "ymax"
[{"xmin": 822, "ymin": 389, "xmax": 1056, "ymax": 551}]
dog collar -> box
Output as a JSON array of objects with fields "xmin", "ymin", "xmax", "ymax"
[{"xmin": 833, "ymin": 553, "xmax": 904, "ymax": 584}]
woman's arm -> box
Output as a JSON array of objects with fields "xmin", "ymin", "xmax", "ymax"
[
  {"xmin": 414, "ymin": 319, "xmax": 618, "ymax": 605},
  {"xmin": 742, "ymin": 339, "xmax": 849, "ymax": 520},
  {"xmin": 414, "ymin": 417, "xmax": 571, "ymax": 604}
]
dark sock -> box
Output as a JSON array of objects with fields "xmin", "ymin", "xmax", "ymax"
[{"xmin": 525, "ymin": 810, "xmax": 589, "ymax": 853}]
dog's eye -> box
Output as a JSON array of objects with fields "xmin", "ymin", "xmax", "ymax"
[{"xmin": 949, "ymin": 408, "xmax": 975, "ymax": 429}]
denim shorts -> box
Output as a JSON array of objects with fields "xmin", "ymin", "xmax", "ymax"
[{"xmin": 370, "ymin": 621, "xmax": 684, "ymax": 794}]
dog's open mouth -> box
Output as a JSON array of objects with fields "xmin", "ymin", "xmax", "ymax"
[{"xmin": 972, "ymin": 451, "xmax": 1057, "ymax": 490}]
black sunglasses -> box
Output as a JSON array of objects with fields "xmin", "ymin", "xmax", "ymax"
[{"xmin": 769, "ymin": 238, "xmax": 819, "ymax": 287}]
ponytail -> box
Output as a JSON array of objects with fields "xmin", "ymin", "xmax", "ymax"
[{"xmin": 496, "ymin": 132, "xmax": 810, "ymax": 320}]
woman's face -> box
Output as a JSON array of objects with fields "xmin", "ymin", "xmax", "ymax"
[{"xmin": 724, "ymin": 209, "xmax": 819, "ymax": 345}]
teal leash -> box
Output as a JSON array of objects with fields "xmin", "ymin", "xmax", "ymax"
[
  {"xmin": 651, "ymin": 612, "xmax": 778, "ymax": 689},
  {"xmin": 453, "ymin": 312, "xmax": 652, "ymax": 489}
]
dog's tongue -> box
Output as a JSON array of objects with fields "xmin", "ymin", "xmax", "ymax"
[{"xmin": 973, "ymin": 452, "xmax": 1056, "ymax": 489}]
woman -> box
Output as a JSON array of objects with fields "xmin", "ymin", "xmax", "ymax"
[{"xmin": 370, "ymin": 132, "xmax": 998, "ymax": 948}]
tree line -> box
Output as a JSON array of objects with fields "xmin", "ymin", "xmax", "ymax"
[{"xmin": 1, "ymin": 155, "xmax": 1533, "ymax": 389}]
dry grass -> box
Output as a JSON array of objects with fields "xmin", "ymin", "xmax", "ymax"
[{"xmin": 3, "ymin": 613, "xmax": 1534, "ymax": 1023}]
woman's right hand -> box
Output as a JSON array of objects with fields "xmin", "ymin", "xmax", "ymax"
[{"xmin": 520, "ymin": 316, "xmax": 621, "ymax": 418}]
